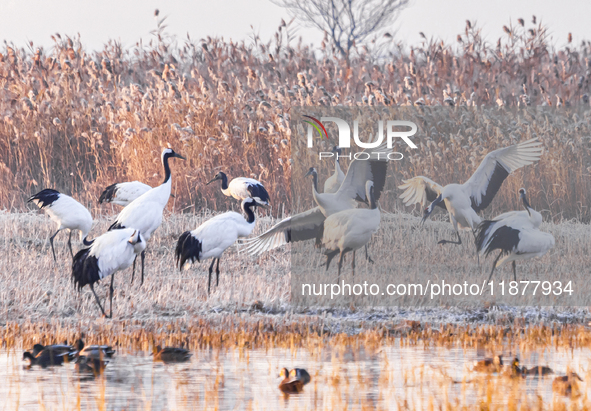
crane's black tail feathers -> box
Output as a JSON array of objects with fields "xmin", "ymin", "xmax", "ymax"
[
  {"xmin": 247, "ymin": 184, "xmax": 270, "ymax": 206},
  {"xmin": 475, "ymin": 220, "xmax": 520, "ymax": 257},
  {"xmin": 99, "ymin": 184, "xmax": 118, "ymax": 204},
  {"xmin": 474, "ymin": 220, "xmax": 495, "ymax": 253},
  {"xmin": 175, "ymin": 231, "xmax": 202, "ymax": 270},
  {"xmin": 72, "ymin": 248, "xmax": 100, "ymax": 290},
  {"xmin": 28, "ymin": 189, "xmax": 60, "ymax": 208}
]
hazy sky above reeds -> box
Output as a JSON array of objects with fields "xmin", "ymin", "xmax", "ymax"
[{"xmin": 0, "ymin": 0, "xmax": 590, "ymax": 50}]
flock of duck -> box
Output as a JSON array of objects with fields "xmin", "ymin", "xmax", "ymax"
[
  {"xmin": 473, "ymin": 355, "xmax": 583, "ymax": 397},
  {"xmin": 27, "ymin": 136, "xmax": 555, "ymax": 316},
  {"xmin": 22, "ymin": 340, "xmax": 580, "ymax": 397},
  {"xmin": 22, "ymin": 338, "xmax": 311, "ymax": 394},
  {"xmin": 22, "ymin": 338, "xmax": 191, "ymax": 376}
]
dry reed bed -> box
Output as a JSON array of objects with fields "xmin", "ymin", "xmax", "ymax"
[
  {"xmin": 293, "ymin": 106, "xmax": 591, "ymax": 222},
  {"xmin": 1, "ymin": 18, "xmax": 591, "ymax": 218}
]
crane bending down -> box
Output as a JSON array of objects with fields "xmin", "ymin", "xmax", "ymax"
[
  {"xmin": 207, "ymin": 171, "xmax": 270, "ymax": 207},
  {"xmin": 239, "ymin": 141, "xmax": 391, "ymax": 255},
  {"xmin": 474, "ymin": 188, "xmax": 555, "ymax": 281},
  {"xmin": 322, "ymin": 181, "xmax": 381, "ymax": 279},
  {"xmin": 72, "ymin": 229, "xmax": 145, "ymax": 318},
  {"xmin": 108, "ymin": 148, "xmax": 185, "ymax": 284},
  {"xmin": 399, "ymin": 138, "xmax": 543, "ymax": 245},
  {"xmin": 28, "ymin": 189, "xmax": 94, "ymax": 261},
  {"xmin": 175, "ymin": 198, "xmax": 260, "ymax": 294},
  {"xmin": 99, "ymin": 181, "xmax": 152, "ymax": 207}
]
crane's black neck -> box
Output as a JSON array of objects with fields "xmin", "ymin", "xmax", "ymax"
[
  {"xmin": 521, "ymin": 194, "xmax": 532, "ymax": 217},
  {"xmin": 219, "ymin": 172, "xmax": 229, "ymax": 190},
  {"xmin": 162, "ymin": 153, "xmax": 173, "ymax": 184},
  {"xmin": 369, "ymin": 186, "xmax": 377, "ymax": 210},
  {"xmin": 243, "ymin": 201, "xmax": 256, "ymax": 223},
  {"xmin": 83, "ymin": 236, "xmax": 94, "ymax": 246},
  {"xmin": 310, "ymin": 171, "xmax": 318, "ymax": 192}
]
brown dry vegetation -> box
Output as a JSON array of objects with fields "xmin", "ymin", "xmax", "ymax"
[{"xmin": 1, "ymin": 18, "xmax": 591, "ymax": 219}]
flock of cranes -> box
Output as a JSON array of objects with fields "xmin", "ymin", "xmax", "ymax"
[
  {"xmin": 28, "ymin": 137, "xmax": 555, "ymax": 317},
  {"xmin": 243, "ymin": 137, "xmax": 554, "ymax": 283}
]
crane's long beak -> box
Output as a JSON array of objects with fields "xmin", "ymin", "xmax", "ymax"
[
  {"xmin": 421, "ymin": 210, "xmax": 430, "ymax": 225},
  {"xmin": 174, "ymin": 153, "xmax": 186, "ymax": 160},
  {"xmin": 206, "ymin": 177, "xmax": 218, "ymax": 185}
]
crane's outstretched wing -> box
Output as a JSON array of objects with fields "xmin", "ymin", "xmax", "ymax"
[
  {"xmin": 238, "ymin": 207, "xmax": 325, "ymax": 255},
  {"xmin": 398, "ymin": 176, "xmax": 446, "ymax": 210},
  {"xmin": 334, "ymin": 141, "xmax": 392, "ymax": 204},
  {"xmin": 463, "ymin": 138, "xmax": 543, "ymax": 212}
]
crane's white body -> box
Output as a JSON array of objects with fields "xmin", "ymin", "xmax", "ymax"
[
  {"xmin": 110, "ymin": 149, "xmax": 182, "ymax": 241},
  {"xmin": 100, "ymin": 181, "xmax": 152, "ymax": 207},
  {"xmin": 30, "ymin": 191, "xmax": 92, "ymax": 240},
  {"xmin": 110, "ymin": 181, "xmax": 169, "ymax": 242},
  {"xmin": 324, "ymin": 157, "xmax": 345, "ymax": 194},
  {"xmin": 176, "ymin": 198, "xmax": 259, "ymax": 294},
  {"xmin": 475, "ymin": 189, "xmax": 555, "ymax": 279},
  {"xmin": 440, "ymin": 183, "xmax": 483, "ymax": 232},
  {"xmin": 90, "ymin": 229, "xmax": 146, "ymax": 280},
  {"xmin": 72, "ymin": 228, "xmax": 145, "ymax": 317},
  {"xmin": 209, "ymin": 172, "xmax": 270, "ymax": 207},
  {"xmin": 223, "ymin": 178, "xmax": 263, "ymax": 202},
  {"xmin": 321, "ymin": 181, "xmax": 381, "ymax": 277},
  {"xmin": 186, "ymin": 210, "xmax": 256, "ymax": 262},
  {"xmin": 322, "ymin": 207, "xmax": 380, "ymax": 254}
]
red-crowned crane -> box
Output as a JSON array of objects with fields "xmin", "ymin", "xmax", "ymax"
[
  {"xmin": 322, "ymin": 181, "xmax": 381, "ymax": 278},
  {"xmin": 400, "ymin": 138, "xmax": 543, "ymax": 245},
  {"xmin": 207, "ymin": 171, "xmax": 270, "ymax": 207},
  {"xmin": 108, "ymin": 148, "xmax": 185, "ymax": 284},
  {"xmin": 475, "ymin": 188, "xmax": 555, "ymax": 281},
  {"xmin": 99, "ymin": 181, "xmax": 152, "ymax": 207},
  {"xmin": 175, "ymin": 198, "xmax": 260, "ymax": 295},
  {"xmin": 72, "ymin": 228, "xmax": 145, "ymax": 318},
  {"xmin": 28, "ymin": 189, "xmax": 94, "ymax": 261}
]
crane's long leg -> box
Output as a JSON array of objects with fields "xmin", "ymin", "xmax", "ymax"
[
  {"xmin": 109, "ymin": 274, "xmax": 115, "ymax": 319},
  {"xmin": 140, "ymin": 251, "xmax": 146, "ymax": 285},
  {"xmin": 49, "ymin": 229, "xmax": 62, "ymax": 262},
  {"xmin": 337, "ymin": 250, "xmax": 345, "ymax": 281},
  {"xmin": 351, "ymin": 250, "xmax": 356, "ymax": 276},
  {"xmin": 487, "ymin": 251, "xmax": 503, "ymax": 282},
  {"xmin": 89, "ymin": 283, "xmax": 107, "ymax": 317},
  {"xmin": 131, "ymin": 256, "xmax": 137, "ymax": 284},
  {"xmin": 215, "ymin": 257, "xmax": 221, "ymax": 287},
  {"xmin": 207, "ymin": 259, "xmax": 216, "ymax": 295},
  {"xmin": 67, "ymin": 230, "xmax": 74, "ymax": 259},
  {"xmin": 365, "ymin": 245, "xmax": 374, "ymax": 264},
  {"xmin": 437, "ymin": 230, "xmax": 462, "ymax": 245},
  {"xmin": 512, "ymin": 261, "xmax": 517, "ymax": 282},
  {"xmin": 471, "ymin": 229, "xmax": 480, "ymax": 266}
]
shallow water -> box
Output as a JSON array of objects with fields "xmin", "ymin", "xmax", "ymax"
[{"xmin": 1, "ymin": 342, "xmax": 590, "ymax": 410}]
